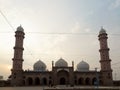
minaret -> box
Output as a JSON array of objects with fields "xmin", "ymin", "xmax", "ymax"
[
  {"xmin": 98, "ymin": 27, "xmax": 113, "ymax": 85},
  {"xmin": 11, "ymin": 25, "xmax": 25, "ymax": 86}
]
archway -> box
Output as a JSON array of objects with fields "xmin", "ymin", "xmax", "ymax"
[
  {"xmin": 85, "ymin": 77, "xmax": 90, "ymax": 85},
  {"xmin": 74, "ymin": 80, "xmax": 77, "ymax": 85},
  {"xmin": 92, "ymin": 77, "xmax": 97, "ymax": 85},
  {"xmin": 57, "ymin": 70, "xmax": 69, "ymax": 85},
  {"xmin": 42, "ymin": 77, "xmax": 47, "ymax": 85},
  {"xmin": 60, "ymin": 77, "xmax": 66, "ymax": 85},
  {"xmin": 35, "ymin": 77, "xmax": 40, "ymax": 85},
  {"xmin": 27, "ymin": 77, "xmax": 33, "ymax": 85},
  {"xmin": 78, "ymin": 78, "xmax": 84, "ymax": 85}
]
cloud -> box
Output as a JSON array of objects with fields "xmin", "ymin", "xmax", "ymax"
[
  {"xmin": 45, "ymin": 35, "xmax": 67, "ymax": 55},
  {"xmin": 110, "ymin": 0, "xmax": 120, "ymax": 8},
  {"xmin": 71, "ymin": 22, "xmax": 92, "ymax": 33}
]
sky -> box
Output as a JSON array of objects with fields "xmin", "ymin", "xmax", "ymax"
[{"xmin": 0, "ymin": 0, "xmax": 120, "ymax": 80}]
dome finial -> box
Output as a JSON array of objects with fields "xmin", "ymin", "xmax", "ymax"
[
  {"xmin": 99, "ymin": 26, "xmax": 106, "ymax": 34},
  {"xmin": 17, "ymin": 25, "xmax": 24, "ymax": 32}
]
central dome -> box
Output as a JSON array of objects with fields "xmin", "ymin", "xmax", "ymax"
[
  {"xmin": 77, "ymin": 61, "xmax": 89, "ymax": 71},
  {"xmin": 33, "ymin": 60, "xmax": 46, "ymax": 71},
  {"xmin": 55, "ymin": 58, "xmax": 68, "ymax": 67}
]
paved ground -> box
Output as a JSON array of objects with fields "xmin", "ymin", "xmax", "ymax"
[
  {"xmin": 44, "ymin": 85, "xmax": 120, "ymax": 90},
  {"xmin": 0, "ymin": 86, "xmax": 120, "ymax": 90}
]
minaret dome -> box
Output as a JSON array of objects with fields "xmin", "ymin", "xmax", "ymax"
[
  {"xmin": 17, "ymin": 25, "xmax": 24, "ymax": 32},
  {"xmin": 99, "ymin": 27, "xmax": 106, "ymax": 34}
]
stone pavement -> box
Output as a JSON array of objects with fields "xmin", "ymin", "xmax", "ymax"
[{"xmin": 44, "ymin": 85, "xmax": 120, "ymax": 90}]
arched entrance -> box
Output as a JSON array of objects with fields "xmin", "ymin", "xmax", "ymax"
[
  {"xmin": 78, "ymin": 78, "xmax": 84, "ymax": 85},
  {"xmin": 35, "ymin": 77, "xmax": 40, "ymax": 85},
  {"xmin": 85, "ymin": 77, "xmax": 90, "ymax": 85},
  {"xmin": 27, "ymin": 77, "xmax": 33, "ymax": 85},
  {"xmin": 57, "ymin": 70, "xmax": 69, "ymax": 85},
  {"xmin": 42, "ymin": 77, "xmax": 47, "ymax": 85},
  {"xmin": 60, "ymin": 77, "xmax": 66, "ymax": 85}
]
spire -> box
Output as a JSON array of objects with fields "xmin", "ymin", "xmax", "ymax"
[
  {"xmin": 72, "ymin": 61, "xmax": 74, "ymax": 68},
  {"xmin": 52, "ymin": 61, "xmax": 54, "ymax": 67},
  {"xmin": 17, "ymin": 25, "xmax": 24, "ymax": 32},
  {"xmin": 99, "ymin": 26, "xmax": 106, "ymax": 34}
]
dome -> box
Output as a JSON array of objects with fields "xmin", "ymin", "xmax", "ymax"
[
  {"xmin": 55, "ymin": 58, "xmax": 68, "ymax": 67},
  {"xmin": 99, "ymin": 27, "xmax": 106, "ymax": 34},
  {"xmin": 17, "ymin": 25, "xmax": 24, "ymax": 32},
  {"xmin": 33, "ymin": 60, "xmax": 46, "ymax": 71},
  {"xmin": 77, "ymin": 61, "xmax": 89, "ymax": 71}
]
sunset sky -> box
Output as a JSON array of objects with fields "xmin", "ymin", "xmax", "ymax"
[{"xmin": 0, "ymin": 0, "xmax": 120, "ymax": 80}]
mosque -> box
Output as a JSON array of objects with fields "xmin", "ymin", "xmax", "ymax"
[{"xmin": 10, "ymin": 26, "xmax": 113, "ymax": 86}]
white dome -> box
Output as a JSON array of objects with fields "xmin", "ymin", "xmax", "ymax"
[
  {"xmin": 99, "ymin": 27, "xmax": 106, "ymax": 34},
  {"xmin": 33, "ymin": 60, "xmax": 46, "ymax": 71},
  {"xmin": 55, "ymin": 58, "xmax": 68, "ymax": 67},
  {"xmin": 77, "ymin": 61, "xmax": 89, "ymax": 71},
  {"xmin": 17, "ymin": 25, "xmax": 24, "ymax": 32}
]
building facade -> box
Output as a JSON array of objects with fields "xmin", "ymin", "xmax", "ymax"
[{"xmin": 10, "ymin": 26, "xmax": 113, "ymax": 86}]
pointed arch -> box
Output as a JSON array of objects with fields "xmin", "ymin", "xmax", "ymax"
[
  {"xmin": 35, "ymin": 77, "xmax": 40, "ymax": 85},
  {"xmin": 27, "ymin": 77, "xmax": 33, "ymax": 85},
  {"xmin": 85, "ymin": 77, "xmax": 90, "ymax": 85},
  {"xmin": 60, "ymin": 77, "xmax": 66, "ymax": 85},
  {"xmin": 42, "ymin": 77, "xmax": 47, "ymax": 85},
  {"xmin": 78, "ymin": 77, "xmax": 84, "ymax": 85},
  {"xmin": 57, "ymin": 70, "xmax": 69, "ymax": 85}
]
